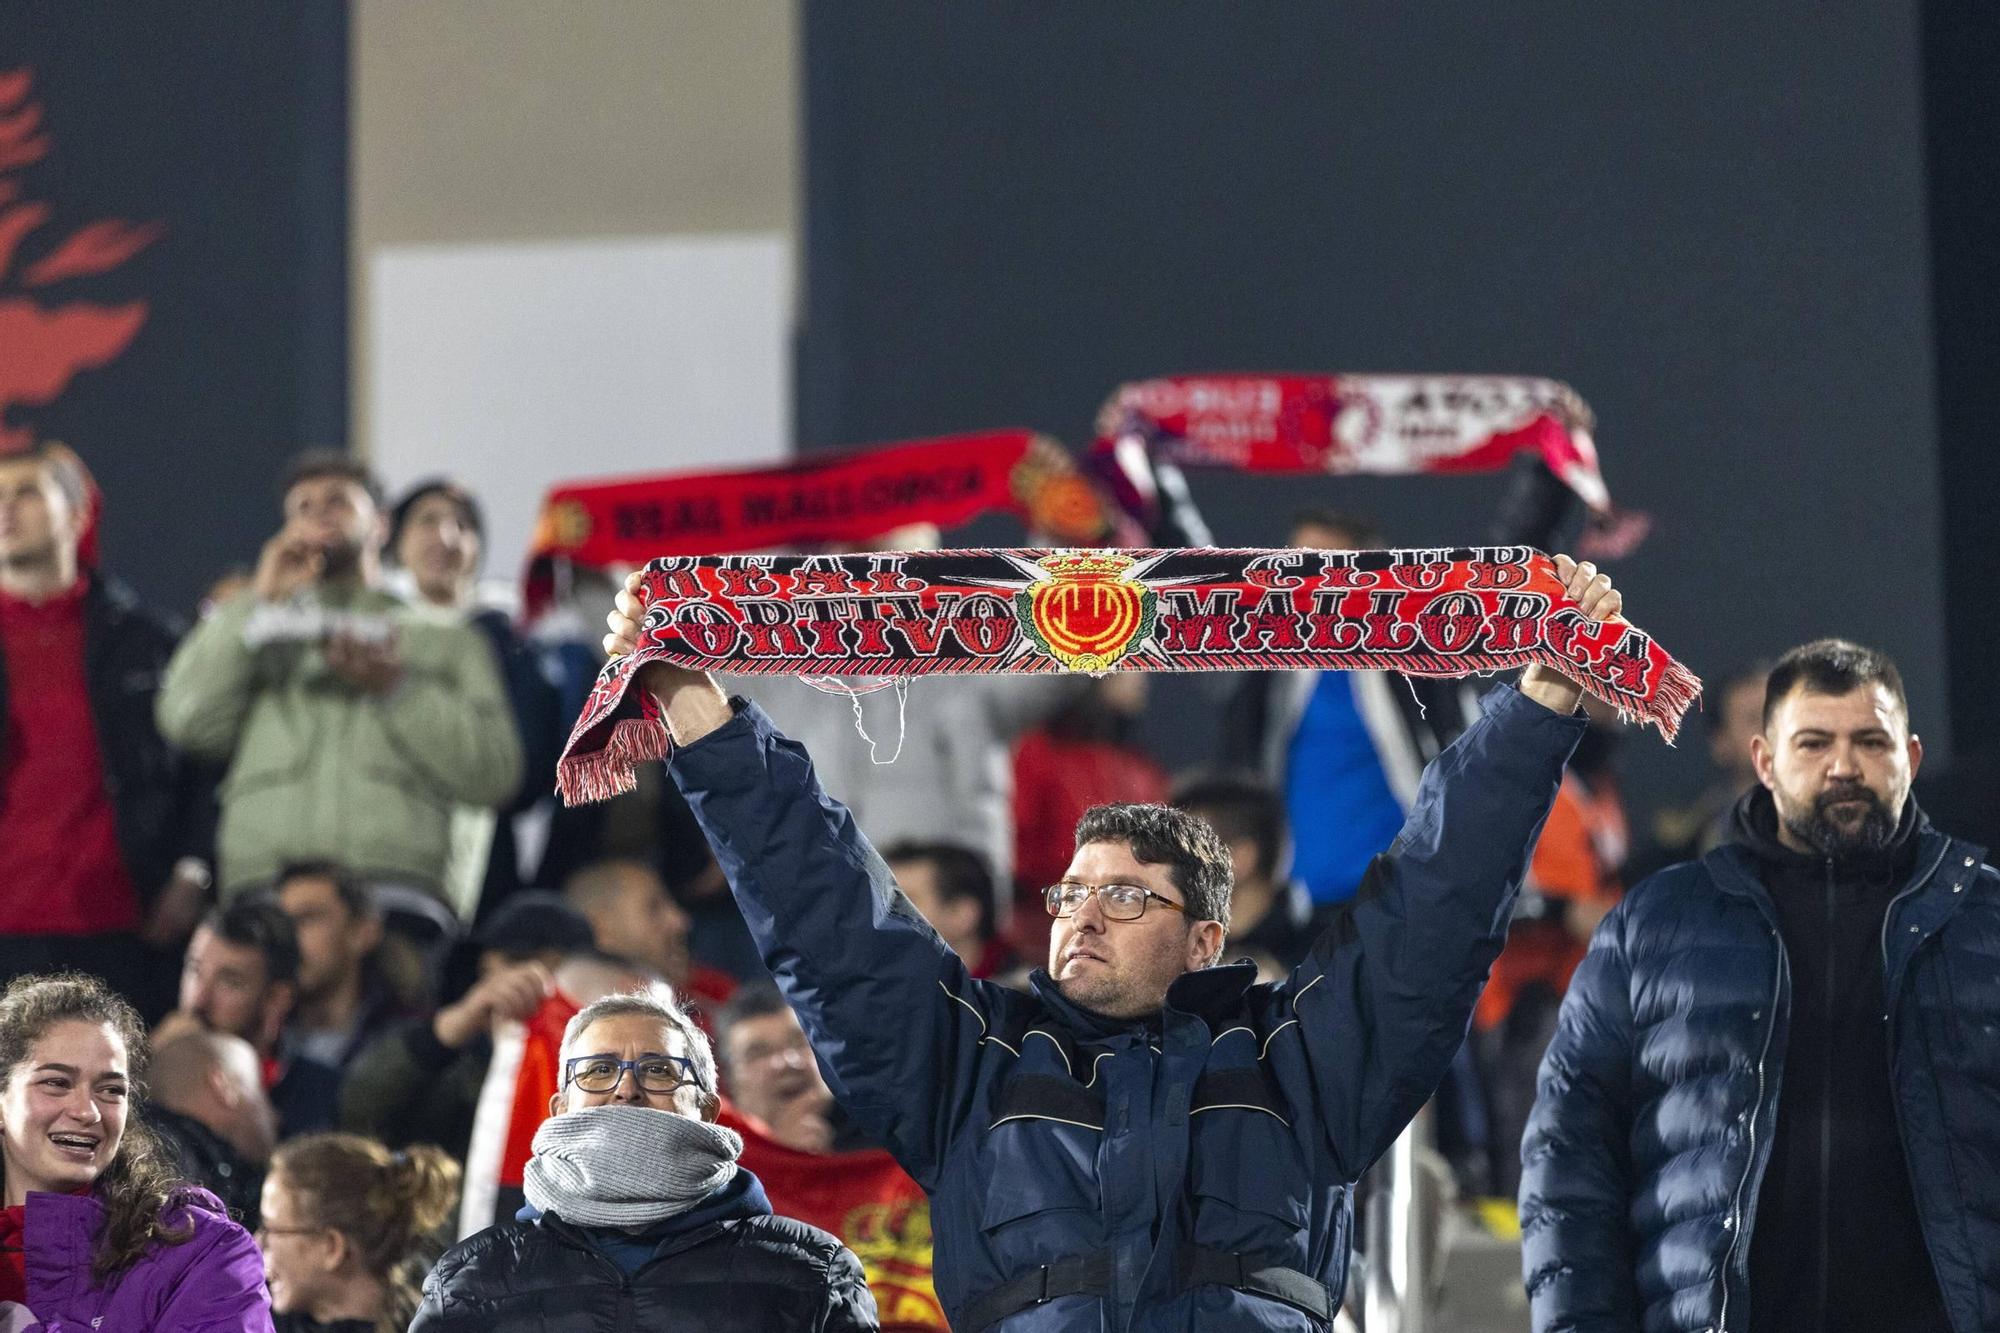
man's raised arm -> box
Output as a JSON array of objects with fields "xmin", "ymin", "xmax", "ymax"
[
  {"xmin": 605, "ymin": 577, "xmax": 1006, "ymax": 1187},
  {"xmin": 1268, "ymin": 557, "xmax": 1611, "ymax": 1180}
]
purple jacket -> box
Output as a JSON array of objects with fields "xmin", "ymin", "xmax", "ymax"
[{"xmin": 22, "ymin": 1186, "xmax": 272, "ymax": 1332}]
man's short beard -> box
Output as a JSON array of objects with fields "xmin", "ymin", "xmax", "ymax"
[{"xmin": 1782, "ymin": 785, "xmax": 1898, "ymax": 858}]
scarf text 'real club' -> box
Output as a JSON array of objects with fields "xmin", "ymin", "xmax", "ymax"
[{"xmin": 556, "ymin": 546, "xmax": 1699, "ymax": 804}]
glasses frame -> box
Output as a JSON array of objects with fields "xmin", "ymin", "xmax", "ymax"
[
  {"xmin": 1044, "ymin": 880, "xmax": 1189, "ymax": 922},
  {"xmin": 255, "ymin": 1224, "xmax": 329, "ymax": 1242},
  {"xmin": 562, "ymin": 1053, "xmax": 706, "ymax": 1095}
]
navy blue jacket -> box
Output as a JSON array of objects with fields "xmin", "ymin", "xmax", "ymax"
[
  {"xmin": 673, "ymin": 683, "xmax": 1581, "ymax": 1331},
  {"xmin": 1520, "ymin": 823, "xmax": 2000, "ymax": 1333}
]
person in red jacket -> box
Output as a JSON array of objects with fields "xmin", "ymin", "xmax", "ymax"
[{"xmin": 0, "ymin": 443, "xmax": 213, "ymax": 1014}]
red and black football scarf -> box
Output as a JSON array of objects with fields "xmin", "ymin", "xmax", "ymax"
[
  {"xmin": 1094, "ymin": 374, "xmax": 1649, "ymax": 555},
  {"xmin": 557, "ymin": 545, "xmax": 1698, "ymax": 804},
  {"xmin": 523, "ymin": 430, "xmax": 1120, "ymax": 618}
]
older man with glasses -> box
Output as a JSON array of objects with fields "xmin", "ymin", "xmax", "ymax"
[
  {"xmin": 410, "ymin": 988, "xmax": 879, "ymax": 1332},
  {"xmin": 600, "ymin": 556, "xmax": 1622, "ymax": 1332}
]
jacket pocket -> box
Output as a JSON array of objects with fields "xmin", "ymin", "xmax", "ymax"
[
  {"xmin": 977, "ymin": 1107, "xmax": 1105, "ymax": 1278},
  {"xmin": 1189, "ymin": 1065, "xmax": 1312, "ymax": 1254}
]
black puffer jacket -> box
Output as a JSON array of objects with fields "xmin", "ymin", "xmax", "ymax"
[{"xmin": 411, "ymin": 1174, "xmax": 878, "ymax": 1333}]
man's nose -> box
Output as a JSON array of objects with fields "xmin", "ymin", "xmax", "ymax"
[
  {"xmin": 1070, "ymin": 894, "xmax": 1108, "ymax": 933},
  {"xmin": 1828, "ymin": 744, "xmax": 1862, "ymax": 778},
  {"xmin": 609, "ymin": 1069, "xmax": 647, "ymax": 1103}
]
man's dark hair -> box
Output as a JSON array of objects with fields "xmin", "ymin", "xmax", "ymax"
[
  {"xmin": 272, "ymin": 860, "xmax": 377, "ymax": 921},
  {"xmin": 1172, "ymin": 772, "xmax": 1287, "ymax": 882},
  {"xmin": 280, "ymin": 449, "xmax": 384, "ymax": 509},
  {"xmin": 1762, "ymin": 639, "xmax": 1909, "ymax": 731},
  {"xmin": 880, "ymin": 840, "xmax": 998, "ymax": 941},
  {"xmin": 1287, "ymin": 507, "xmax": 1385, "ymax": 549},
  {"xmin": 387, "ymin": 477, "xmax": 485, "ymax": 559},
  {"xmin": 1073, "ymin": 804, "xmax": 1232, "ymax": 929},
  {"xmin": 199, "ymin": 898, "xmax": 301, "ymax": 990},
  {"xmin": 713, "ymin": 981, "xmax": 793, "ymax": 1075}
]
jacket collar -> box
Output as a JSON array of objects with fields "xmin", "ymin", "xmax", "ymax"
[
  {"xmin": 1728, "ymin": 785, "xmax": 1922, "ymax": 882},
  {"xmin": 1027, "ymin": 960, "xmax": 1260, "ymax": 1044},
  {"xmin": 1704, "ymin": 817, "xmax": 1977, "ymax": 944},
  {"xmin": 520, "ymin": 1168, "xmax": 772, "ymax": 1237}
]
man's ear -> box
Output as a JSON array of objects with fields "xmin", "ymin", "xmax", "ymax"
[
  {"xmin": 206, "ymin": 1065, "xmax": 241, "ymax": 1110},
  {"xmin": 548, "ymin": 1091, "xmax": 564, "ymax": 1118},
  {"xmin": 1750, "ymin": 733, "xmax": 1776, "ymax": 790},
  {"xmin": 259, "ymin": 983, "xmax": 297, "ymax": 1050},
  {"xmin": 322, "ymin": 1227, "xmax": 351, "ymax": 1273},
  {"xmin": 1189, "ymin": 921, "xmax": 1227, "ymax": 971},
  {"xmin": 694, "ymin": 1089, "xmax": 721, "ymax": 1123}
]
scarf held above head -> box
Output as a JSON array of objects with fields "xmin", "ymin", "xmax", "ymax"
[
  {"xmin": 556, "ymin": 545, "xmax": 1699, "ymax": 805},
  {"xmin": 522, "ymin": 1104, "xmax": 744, "ymax": 1229}
]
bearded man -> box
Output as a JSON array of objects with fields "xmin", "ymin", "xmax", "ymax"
[{"xmin": 1522, "ymin": 639, "xmax": 2000, "ymax": 1333}]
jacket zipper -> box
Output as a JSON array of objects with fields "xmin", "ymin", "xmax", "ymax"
[{"xmin": 1716, "ymin": 907, "xmax": 1785, "ymax": 1333}]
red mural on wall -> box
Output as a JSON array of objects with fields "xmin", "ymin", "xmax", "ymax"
[{"xmin": 0, "ymin": 68, "xmax": 162, "ymax": 453}]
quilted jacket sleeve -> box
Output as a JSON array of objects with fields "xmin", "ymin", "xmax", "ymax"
[
  {"xmin": 1519, "ymin": 901, "xmax": 1642, "ymax": 1333},
  {"xmin": 671, "ymin": 700, "xmax": 1009, "ymax": 1188},
  {"xmin": 1274, "ymin": 682, "xmax": 1583, "ymax": 1181}
]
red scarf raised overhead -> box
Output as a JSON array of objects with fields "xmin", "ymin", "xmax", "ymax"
[
  {"xmin": 523, "ymin": 431, "xmax": 1117, "ymax": 618},
  {"xmin": 1094, "ymin": 374, "xmax": 1647, "ymax": 552},
  {"xmin": 557, "ymin": 546, "xmax": 1698, "ymax": 804}
]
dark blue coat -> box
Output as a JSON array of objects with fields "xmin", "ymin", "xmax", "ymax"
[
  {"xmin": 1520, "ymin": 827, "xmax": 2000, "ymax": 1333},
  {"xmin": 673, "ymin": 683, "xmax": 1580, "ymax": 1331}
]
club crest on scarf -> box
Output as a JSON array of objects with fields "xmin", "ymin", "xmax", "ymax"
[
  {"xmin": 1016, "ymin": 551, "xmax": 1158, "ymax": 672},
  {"xmin": 556, "ymin": 546, "xmax": 1702, "ymax": 807}
]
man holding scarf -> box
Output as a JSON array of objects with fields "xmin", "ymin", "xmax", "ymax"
[
  {"xmin": 599, "ymin": 555, "xmax": 1620, "ymax": 1331},
  {"xmin": 413, "ymin": 988, "xmax": 878, "ymax": 1331}
]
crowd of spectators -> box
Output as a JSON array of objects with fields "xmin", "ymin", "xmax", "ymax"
[{"xmin": 7, "ymin": 435, "xmax": 1971, "ymax": 1331}]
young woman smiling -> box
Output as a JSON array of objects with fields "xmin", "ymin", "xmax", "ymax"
[{"xmin": 0, "ymin": 973, "xmax": 270, "ymax": 1331}]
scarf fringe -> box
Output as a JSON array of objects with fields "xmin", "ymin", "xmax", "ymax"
[
  {"xmin": 1621, "ymin": 655, "xmax": 1701, "ymax": 745},
  {"xmin": 556, "ymin": 712, "xmax": 670, "ymax": 806}
]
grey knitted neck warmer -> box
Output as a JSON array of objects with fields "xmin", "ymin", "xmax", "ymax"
[{"xmin": 523, "ymin": 1104, "xmax": 743, "ymax": 1228}]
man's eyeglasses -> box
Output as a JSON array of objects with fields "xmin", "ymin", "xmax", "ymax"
[
  {"xmin": 1044, "ymin": 881, "xmax": 1188, "ymax": 922},
  {"xmin": 563, "ymin": 1054, "xmax": 706, "ymax": 1095},
  {"xmin": 255, "ymin": 1224, "xmax": 328, "ymax": 1242}
]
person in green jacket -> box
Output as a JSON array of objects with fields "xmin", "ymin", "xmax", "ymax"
[{"xmin": 157, "ymin": 453, "xmax": 523, "ymax": 907}]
